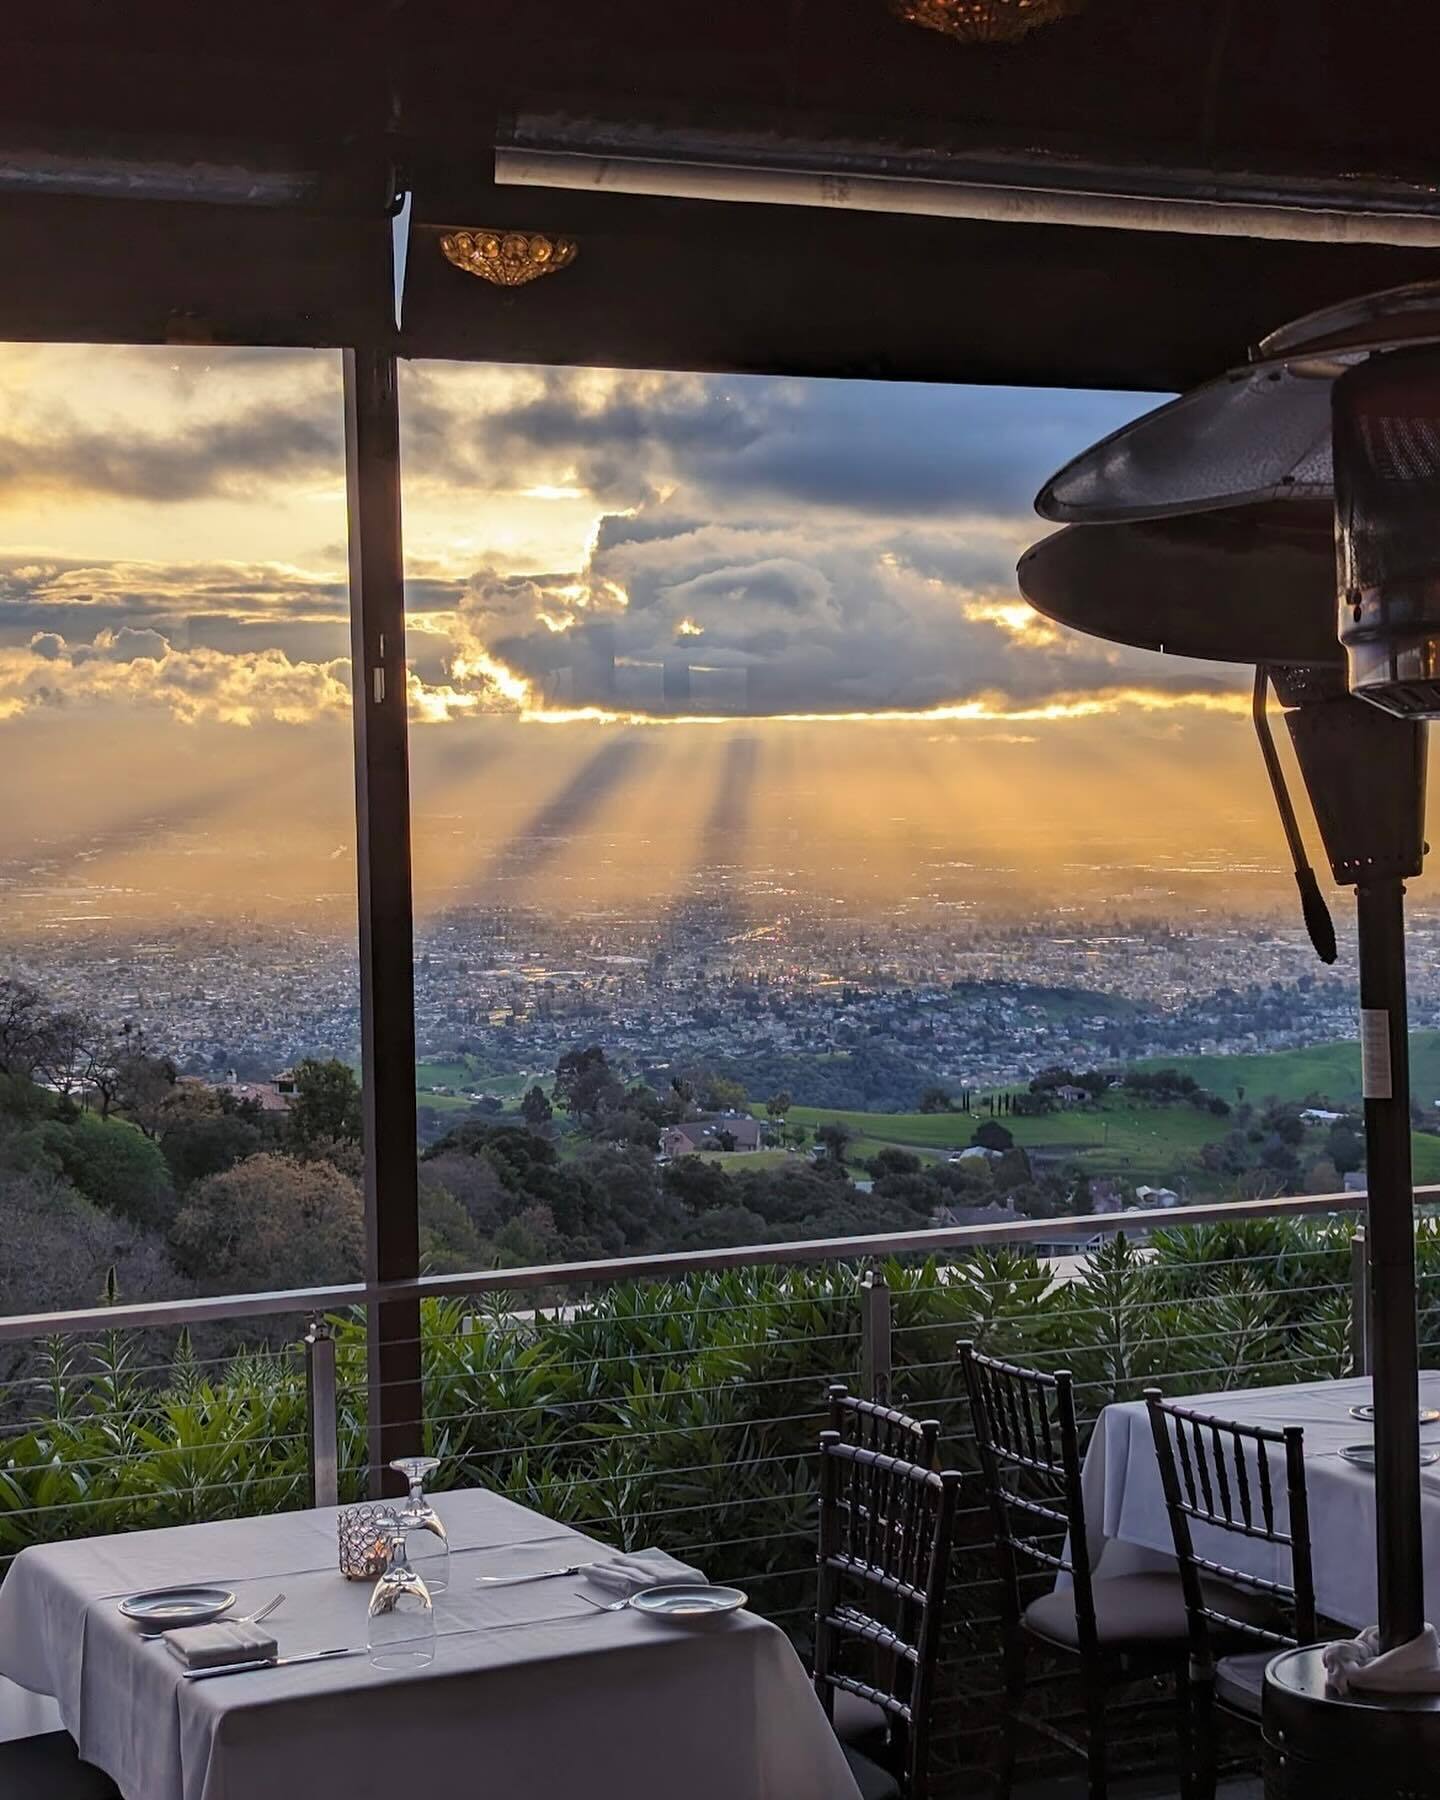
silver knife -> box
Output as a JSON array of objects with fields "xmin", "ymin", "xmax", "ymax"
[
  {"xmin": 183, "ymin": 1647, "xmax": 354, "ymax": 1681},
  {"xmin": 475, "ymin": 1562, "xmax": 594, "ymax": 1588}
]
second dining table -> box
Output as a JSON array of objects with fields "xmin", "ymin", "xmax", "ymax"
[
  {"xmin": 1079, "ymin": 1368, "xmax": 1440, "ymax": 1628},
  {"xmin": 0, "ymin": 1486, "xmax": 861, "ymax": 1800}
]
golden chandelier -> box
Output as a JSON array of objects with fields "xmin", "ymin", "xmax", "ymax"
[
  {"xmin": 440, "ymin": 228, "xmax": 578, "ymax": 287},
  {"xmin": 889, "ymin": 0, "xmax": 1085, "ymax": 43}
]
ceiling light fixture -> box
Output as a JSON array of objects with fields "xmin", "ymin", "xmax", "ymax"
[
  {"xmin": 440, "ymin": 228, "xmax": 577, "ymax": 287},
  {"xmin": 888, "ymin": 0, "xmax": 1085, "ymax": 44}
]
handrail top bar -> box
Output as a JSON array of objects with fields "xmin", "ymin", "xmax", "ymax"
[{"xmin": 0, "ymin": 1185, "xmax": 1404, "ymax": 1343}]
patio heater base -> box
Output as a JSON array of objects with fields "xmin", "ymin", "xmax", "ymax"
[{"xmin": 1263, "ymin": 1645, "xmax": 1440, "ymax": 1799}]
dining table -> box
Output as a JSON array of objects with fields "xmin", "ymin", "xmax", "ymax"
[
  {"xmin": 0, "ymin": 1486, "xmax": 862, "ymax": 1800},
  {"xmin": 1078, "ymin": 1368, "xmax": 1440, "ymax": 1628}
]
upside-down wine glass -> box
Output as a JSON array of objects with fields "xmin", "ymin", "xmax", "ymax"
[
  {"xmin": 389, "ymin": 1455, "xmax": 449, "ymax": 1593},
  {"xmin": 367, "ymin": 1526, "xmax": 436, "ymax": 1671}
]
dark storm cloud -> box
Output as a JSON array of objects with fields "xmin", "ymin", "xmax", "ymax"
[
  {"xmin": 0, "ymin": 404, "xmax": 340, "ymax": 503},
  {"xmin": 404, "ymin": 364, "xmax": 1148, "ymax": 523}
]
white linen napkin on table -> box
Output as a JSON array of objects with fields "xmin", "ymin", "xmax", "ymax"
[
  {"xmin": 163, "ymin": 1620, "xmax": 279, "ymax": 1670},
  {"xmin": 584, "ymin": 1549, "xmax": 706, "ymax": 1596},
  {"xmin": 1322, "ymin": 1624, "xmax": 1440, "ymax": 1693}
]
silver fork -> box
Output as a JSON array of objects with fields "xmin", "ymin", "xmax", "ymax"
[
  {"xmin": 142, "ymin": 1591, "xmax": 285, "ymax": 1641},
  {"xmin": 573, "ymin": 1590, "xmax": 630, "ymax": 1614}
]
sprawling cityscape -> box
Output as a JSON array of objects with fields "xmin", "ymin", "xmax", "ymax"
[{"xmin": 6, "ymin": 861, "xmax": 1440, "ymax": 1099}]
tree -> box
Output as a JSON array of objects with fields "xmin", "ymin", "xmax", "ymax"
[
  {"xmin": 702, "ymin": 1074, "xmax": 748, "ymax": 1114},
  {"xmin": 0, "ymin": 977, "xmax": 51, "ymax": 1080},
  {"xmin": 521, "ymin": 1085, "xmax": 554, "ymax": 1130},
  {"xmin": 0, "ymin": 1169, "xmax": 179, "ymax": 1329},
  {"xmin": 44, "ymin": 1112, "xmax": 177, "ymax": 1234},
  {"xmin": 815, "ymin": 1122, "xmax": 852, "ymax": 1165},
  {"xmin": 114, "ymin": 1047, "xmax": 178, "ymax": 1136},
  {"xmin": 286, "ymin": 1058, "xmax": 362, "ymax": 1151},
  {"xmin": 154, "ymin": 1086, "xmax": 262, "ymax": 1189},
  {"xmin": 713, "ymin": 1128, "xmax": 737, "ymax": 1152},
  {"xmin": 972, "ymin": 1120, "xmax": 1014, "ymax": 1152},
  {"xmin": 918, "ymin": 1086, "xmax": 954, "ymax": 1114},
  {"xmin": 1327, "ymin": 1124, "xmax": 1365, "ymax": 1176},
  {"xmin": 171, "ymin": 1153, "xmax": 364, "ymax": 1290},
  {"xmin": 870, "ymin": 1146, "xmax": 922, "ymax": 1179},
  {"xmin": 764, "ymin": 1091, "xmax": 793, "ymax": 1122},
  {"xmin": 553, "ymin": 1046, "xmax": 624, "ymax": 1124},
  {"xmin": 34, "ymin": 1011, "xmax": 102, "ymax": 1105}
]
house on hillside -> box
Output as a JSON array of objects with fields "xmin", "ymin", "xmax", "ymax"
[
  {"xmin": 660, "ymin": 1115, "xmax": 763, "ymax": 1156},
  {"xmin": 185, "ymin": 1070, "xmax": 292, "ymax": 1112}
]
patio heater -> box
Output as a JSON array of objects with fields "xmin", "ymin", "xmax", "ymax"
[{"xmin": 1021, "ymin": 279, "xmax": 1440, "ymax": 1791}]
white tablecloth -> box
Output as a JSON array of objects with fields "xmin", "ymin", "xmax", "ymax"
[
  {"xmin": 0, "ymin": 1488, "xmax": 860, "ymax": 1800},
  {"xmin": 1081, "ymin": 1370, "xmax": 1440, "ymax": 1628}
]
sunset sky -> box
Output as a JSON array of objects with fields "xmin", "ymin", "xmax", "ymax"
[{"xmin": 0, "ymin": 345, "xmax": 1342, "ymax": 923}]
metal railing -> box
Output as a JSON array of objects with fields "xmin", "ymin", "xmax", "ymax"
[
  {"xmin": 2, "ymin": 1183, "xmax": 1421, "ymax": 1784},
  {"xmin": 0, "ymin": 1186, "xmax": 1390, "ymax": 1538}
]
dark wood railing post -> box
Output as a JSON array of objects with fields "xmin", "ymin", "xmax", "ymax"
[
  {"xmin": 344, "ymin": 344, "xmax": 423, "ymax": 1497},
  {"xmin": 860, "ymin": 1269, "xmax": 892, "ymax": 1404},
  {"xmin": 305, "ymin": 1318, "xmax": 339, "ymax": 1509}
]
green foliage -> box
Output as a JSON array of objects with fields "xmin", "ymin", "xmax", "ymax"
[
  {"xmin": 0, "ymin": 1218, "xmax": 1378, "ymax": 1629},
  {"xmin": 286, "ymin": 1058, "xmax": 363, "ymax": 1151},
  {"xmin": 42, "ymin": 1113, "xmax": 176, "ymax": 1234}
]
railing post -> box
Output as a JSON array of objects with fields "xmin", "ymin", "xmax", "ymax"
[
  {"xmin": 1350, "ymin": 1227, "xmax": 1371, "ymax": 1377},
  {"xmin": 306, "ymin": 1318, "xmax": 339, "ymax": 1509},
  {"xmin": 860, "ymin": 1269, "xmax": 892, "ymax": 1404}
]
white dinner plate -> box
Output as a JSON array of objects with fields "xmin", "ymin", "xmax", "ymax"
[
  {"xmin": 1349, "ymin": 1405, "xmax": 1440, "ymax": 1424},
  {"xmin": 118, "ymin": 1586, "xmax": 237, "ymax": 1627},
  {"xmin": 629, "ymin": 1582, "xmax": 747, "ymax": 1618},
  {"xmin": 1339, "ymin": 1443, "xmax": 1440, "ymax": 1471}
]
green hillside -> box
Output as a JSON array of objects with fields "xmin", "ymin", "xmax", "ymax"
[
  {"xmin": 1135, "ymin": 1031, "xmax": 1440, "ymax": 1110},
  {"xmin": 788, "ymin": 1094, "xmax": 1221, "ymax": 1185},
  {"xmin": 791, "ymin": 1089, "xmax": 1440, "ymax": 1192}
]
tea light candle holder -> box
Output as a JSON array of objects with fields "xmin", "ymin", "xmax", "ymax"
[{"xmin": 338, "ymin": 1503, "xmax": 399, "ymax": 1580}]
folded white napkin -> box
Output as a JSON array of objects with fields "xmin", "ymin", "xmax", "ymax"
[
  {"xmin": 164, "ymin": 1620, "xmax": 279, "ymax": 1670},
  {"xmin": 584, "ymin": 1549, "xmax": 707, "ymax": 1596},
  {"xmin": 1323, "ymin": 1624, "xmax": 1440, "ymax": 1694}
]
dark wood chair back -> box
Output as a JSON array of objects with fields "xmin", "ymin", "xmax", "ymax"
[
  {"xmin": 828, "ymin": 1382, "xmax": 941, "ymax": 1469},
  {"xmin": 814, "ymin": 1420, "xmax": 962, "ymax": 1800},
  {"xmin": 958, "ymin": 1341, "xmax": 1100, "ymax": 1657},
  {"xmin": 1143, "ymin": 1388, "xmax": 1317, "ymax": 1663}
]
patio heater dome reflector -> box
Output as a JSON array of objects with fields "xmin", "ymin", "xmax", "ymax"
[{"xmin": 1036, "ymin": 278, "xmax": 1440, "ymax": 722}]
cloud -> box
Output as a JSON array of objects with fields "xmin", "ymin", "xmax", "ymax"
[
  {"xmin": 0, "ymin": 350, "xmax": 1212, "ymax": 727},
  {"xmin": 431, "ymin": 506, "xmax": 1243, "ymax": 720},
  {"xmin": 0, "ymin": 629, "xmax": 353, "ymax": 727},
  {"xmin": 400, "ymin": 364, "xmax": 1148, "ymax": 524}
]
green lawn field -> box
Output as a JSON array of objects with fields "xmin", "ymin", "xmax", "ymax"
[
  {"xmin": 691, "ymin": 1149, "xmax": 796, "ymax": 1174},
  {"xmin": 788, "ymin": 1095, "xmax": 1222, "ymax": 1183},
  {"xmin": 1135, "ymin": 1031, "xmax": 1440, "ymax": 1110},
  {"xmin": 789, "ymin": 1089, "xmax": 1440, "ymax": 1192}
]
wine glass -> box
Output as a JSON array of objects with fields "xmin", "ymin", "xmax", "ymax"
[
  {"xmin": 389, "ymin": 1455, "xmax": 449, "ymax": 1594},
  {"xmin": 367, "ymin": 1526, "xmax": 436, "ymax": 1670}
]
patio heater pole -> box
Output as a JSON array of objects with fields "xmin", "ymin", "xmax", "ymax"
[{"xmin": 1357, "ymin": 877, "xmax": 1425, "ymax": 1651}]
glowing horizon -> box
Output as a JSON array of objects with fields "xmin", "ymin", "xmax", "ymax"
[{"xmin": 0, "ymin": 343, "xmax": 1376, "ymax": 930}]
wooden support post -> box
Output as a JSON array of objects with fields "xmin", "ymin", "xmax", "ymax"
[{"xmin": 344, "ymin": 345, "xmax": 422, "ymax": 1497}]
